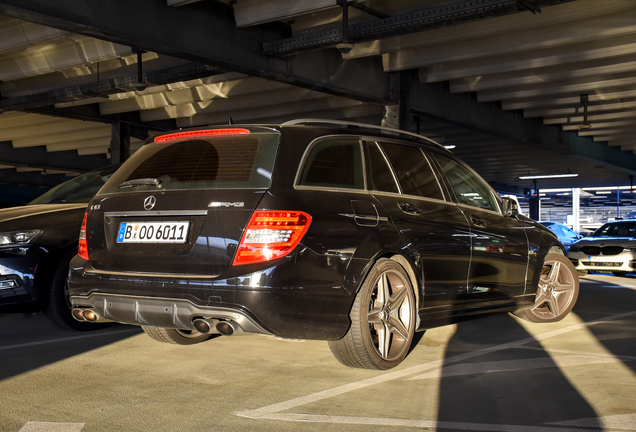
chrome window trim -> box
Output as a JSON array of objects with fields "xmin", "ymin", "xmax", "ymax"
[
  {"xmin": 104, "ymin": 210, "xmax": 208, "ymax": 218},
  {"xmin": 456, "ymin": 202, "xmax": 503, "ymax": 217},
  {"xmin": 370, "ymin": 190, "xmax": 452, "ymax": 206}
]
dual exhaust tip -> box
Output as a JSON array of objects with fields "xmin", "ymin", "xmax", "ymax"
[
  {"xmin": 193, "ymin": 318, "xmax": 243, "ymax": 336},
  {"xmin": 72, "ymin": 309, "xmax": 243, "ymax": 336},
  {"xmin": 72, "ymin": 308, "xmax": 99, "ymax": 322}
]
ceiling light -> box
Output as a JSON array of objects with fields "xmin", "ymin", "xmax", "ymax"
[
  {"xmin": 519, "ymin": 173, "xmax": 579, "ymax": 180},
  {"xmin": 444, "ymin": 145, "xmax": 456, "ymax": 149}
]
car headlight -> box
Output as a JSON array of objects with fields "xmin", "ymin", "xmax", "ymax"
[{"xmin": 0, "ymin": 230, "xmax": 42, "ymax": 250}]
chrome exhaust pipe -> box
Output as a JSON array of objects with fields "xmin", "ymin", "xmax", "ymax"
[
  {"xmin": 216, "ymin": 320, "xmax": 244, "ymax": 336},
  {"xmin": 71, "ymin": 308, "xmax": 101, "ymax": 323},
  {"xmin": 192, "ymin": 318, "xmax": 213, "ymax": 334},
  {"xmin": 72, "ymin": 308, "xmax": 86, "ymax": 322}
]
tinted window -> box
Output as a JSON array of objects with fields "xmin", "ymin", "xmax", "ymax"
[
  {"xmin": 299, "ymin": 138, "xmax": 364, "ymax": 189},
  {"xmin": 433, "ymin": 153, "xmax": 498, "ymax": 211},
  {"xmin": 366, "ymin": 142, "xmax": 399, "ymax": 193},
  {"xmin": 100, "ymin": 132, "xmax": 279, "ymax": 194},
  {"xmin": 593, "ymin": 222, "xmax": 636, "ymax": 237},
  {"xmin": 29, "ymin": 165, "xmax": 118, "ymax": 204},
  {"xmin": 378, "ymin": 142, "xmax": 443, "ymax": 200}
]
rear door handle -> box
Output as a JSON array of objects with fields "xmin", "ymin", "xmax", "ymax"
[{"xmin": 398, "ymin": 201, "xmax": 421, "ymax": 215}]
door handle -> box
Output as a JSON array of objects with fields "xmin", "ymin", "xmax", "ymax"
[
  {"xmin": 398, "ymin": 201, "xmax": 421, "ymax": 215},
  {"xmin": 470, "ymin": 214, "xmax": 487, "ymax": 228}
]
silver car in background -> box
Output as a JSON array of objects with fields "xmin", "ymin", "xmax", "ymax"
[{"xmin": 568, "ymin": 220, "xmax": 636, "ymax": 276}]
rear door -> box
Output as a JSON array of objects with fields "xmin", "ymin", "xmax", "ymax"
[{"xmin": 364, "ymin": 139, "xmax": 472, "ymax": 314}]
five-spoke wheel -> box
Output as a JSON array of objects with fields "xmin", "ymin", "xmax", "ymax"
[
  {"xmin": 329, "ymin": 258, "xmax": 416, "ymax": 370},
  {"xmin": 514, "ymin": 252, "xmax": 579, "ymax": 323}
]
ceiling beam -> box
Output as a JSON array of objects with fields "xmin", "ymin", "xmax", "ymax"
[
  {"xmin": 408, "ymin": 79, "xmax": 636, "ymax": 177},
  {"xmin": 0, "ymin": 141, "xmax": 110, "ymax": 172},
  {"xmin": 0, "ymin": 0, "xmax": 392, "ymax": 105}
]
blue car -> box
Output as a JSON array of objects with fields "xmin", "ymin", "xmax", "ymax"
[{"xmin": 539, "ymin": 221, "xmax": 582, "ymax": 253}]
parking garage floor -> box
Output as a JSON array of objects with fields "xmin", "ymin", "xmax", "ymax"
[{"xmin": 1, "ymin": 274, "xmax": 635, "ymax": 432}]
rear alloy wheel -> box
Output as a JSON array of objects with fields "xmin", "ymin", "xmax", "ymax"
[
  {"xmin": 514, "ymin": 253, "xmax": 579, "ymax": 323},
  {"xmin": 142, "ymin": 326, "xmax": 211, "ymax": 345},
  {"xmin": 329, "ymin": 259, "xmax": 416, "ymax": 370}
]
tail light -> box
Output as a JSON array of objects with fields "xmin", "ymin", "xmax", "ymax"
[
  {"xmin": 233, "ymin": 211, "xmax": 311, "ymax": 265},
  {"xmin": 78, "ymin": 213, "xmax": 89, "ymax": 260}
]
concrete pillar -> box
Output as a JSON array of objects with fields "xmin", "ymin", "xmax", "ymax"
[{"xmin": 572, "ymin": 188, "xmax": 581, "ymax": 233}]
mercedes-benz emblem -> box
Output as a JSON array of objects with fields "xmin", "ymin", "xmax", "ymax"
[{"xmin": 144, "ymin": 196, "xmax": 156, "ymax": 210}]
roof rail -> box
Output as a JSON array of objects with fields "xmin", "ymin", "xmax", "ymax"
[{"xmin": 281, "ymin": 118, "xmax": 446, "ymax": 150}]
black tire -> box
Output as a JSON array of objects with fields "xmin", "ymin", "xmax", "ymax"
[
  {"xmin": 612, "ymin": 271, "xmax": 627, "ymax": 277},
  {"xmin": 513, "ymin": 253, "xmax": 579, "ymax": 323},
  {"xmin": 142, "ymin": 326, "xmax": 211, "ymax": 345},
  {"xmin": 44, "ymin": 251, "xmax": 106, "ymax": 331},
  {"xmin": 329, "ymin": 258, "xmax": 416, "ymax": 370}
]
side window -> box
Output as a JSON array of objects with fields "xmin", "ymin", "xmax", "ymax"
[
  {"xmin": 299, "ymin": 138, "xmax": 364, "ymax": 189},
  {"xmin": 366, "ymin": 142, "xmax": 399, "ymax": 193},
  {"xmin": 433, "ymin": 153, "xmax": 499, "ymax": 212},
  {"xmin": 377, "ymin": 142, "xmax": 444, "ymax": 200}
]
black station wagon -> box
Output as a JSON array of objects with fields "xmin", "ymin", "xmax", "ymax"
[{"xmin": 68, "ymin": 120, "xmax": 579, "ymax": 369}]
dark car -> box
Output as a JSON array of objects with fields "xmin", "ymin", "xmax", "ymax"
[
  {"xmin": 0, "ymin": 164, "xmax": 117, "ymax": 330},
  {"xmin": 568, "ymin": 220, "xmax": 636, "ymax": 277},
  {"xmin": 539, "ymin": 221, "xmax": 582, "ymax": 253},
  {"xmin": 68, "ymin": 120, "xmax": 579, "ymax": 369}
]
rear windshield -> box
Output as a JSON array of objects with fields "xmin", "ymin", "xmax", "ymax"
[{"xmin": 99, "ymin": 132, "xmax": 280, "ymax": 194}]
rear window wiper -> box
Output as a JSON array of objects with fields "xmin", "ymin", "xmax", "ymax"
[{"xmin": 118, "ymin": 178, "xmax": 162, "ymax": 189}]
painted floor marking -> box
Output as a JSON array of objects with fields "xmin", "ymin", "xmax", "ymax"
[
  {"xmin": 0, "ymin": 328, "xmax": 139, "ymax": 351},
  {"xmin": 237, "ymin": 310, "xmax": 636, "ymax": 430},
  {"xmin": 551, "ymin": 413, "xmax": 636, "ymax": 430},
  {"xmin": 409, "ymin": 354, "xmax": 619, "ymax": 380},
  {"xmin": 258, "ymin": 413, "xmax": 600, "ymax": 432},
  {"xmin": 19, "ymin": 422, "xmax": 84, "ymax": 432},
  {"xmin": 519, "ymin": 345, "xmax": 636, "ymax": 361}
]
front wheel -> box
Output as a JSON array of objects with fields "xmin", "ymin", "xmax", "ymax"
[
  {"xmin": 142, "ymin": 326, "xmax": 212, "ymax": 345},
  {"xmin": 513, "ymin": 253, "xmax": 579, "ymax": 323},
  {"xmin": 329, "ymin": 258, "xmax": 416, "ymax": 370}
]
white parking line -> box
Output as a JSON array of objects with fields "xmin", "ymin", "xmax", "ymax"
[
  {"xmin": 409, "ymin": 355, "xmax": 619, "ymax": 380},
  {"xmin": 19, "ymin": 422, "xmax": 84, "ymax": 432},
  {"xmin": 258, "ymin": 413, "xmax": 593, "ymax": 432},
  {"xmin": 237, "ymin": 310, "xmax": 636, "ymax": 429},
  {"xmin": 0, "ymin": 328, "xmax": 139, "ymax": 351}
]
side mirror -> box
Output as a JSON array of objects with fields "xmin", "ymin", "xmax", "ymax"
[{"xmin": 501, "ymin": 197, "xmax": 519, "ymax": 217}]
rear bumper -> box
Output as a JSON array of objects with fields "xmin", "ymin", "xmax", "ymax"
[
  {"xmin": 68, "ymin": 254, "xmax": 359, "ymax": 340},
  {"xmin": 70, "ymin": 292, "xmax": 271, "ymax": 335}
]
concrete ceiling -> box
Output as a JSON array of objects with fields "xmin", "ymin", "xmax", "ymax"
[{"xmin": 0, "ymin": 0, "xmax": 635, "ymax": 203}]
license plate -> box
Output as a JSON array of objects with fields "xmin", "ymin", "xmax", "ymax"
[{"xmin": 117, "ymin": 221, "xmax": 190, "ymax": 243}]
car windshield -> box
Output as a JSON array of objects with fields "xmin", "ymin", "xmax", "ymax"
[
  {"xmin": 591, "ymin": 222, "xmax": 636, "ymax": 238},
  {"xmin": 28, "ymin": 165, "xmax": 118, "ymax": 205}
]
